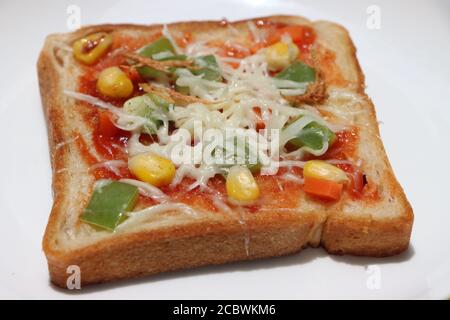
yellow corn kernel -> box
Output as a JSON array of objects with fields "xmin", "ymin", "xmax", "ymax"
[
  {"xmin": 265, "ymin": 41, "xmax": 299, "ymax": 71},
  {"xmin": 226, "ymin": 165, "xmax": 260, "ymax": 205},
  {"xmin": 96, "ymin": 66, "xmax": 134, "ymax": 98},
  {"xmin": 303, "ymin": 160, "xmax": 349, "ymax": 183},
  {"xmin": 72, "ymin": 32, "xmax": 113, "ymax": 65},
  {"xmin": 128, "ymin": 153, "xmax": 176, "ymax": 187}
]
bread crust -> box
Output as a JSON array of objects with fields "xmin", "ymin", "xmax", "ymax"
[{"xmin": 38, "ymin": 15, "xmax": 413, "ymax": 288}]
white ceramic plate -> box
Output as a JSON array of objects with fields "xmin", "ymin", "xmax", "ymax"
[{"xmin": 0, "ymin": 0, "xmax": 449, "ymax": 299}]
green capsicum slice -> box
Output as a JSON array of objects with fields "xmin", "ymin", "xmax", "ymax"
[
  {"xmin": 81, "ymin": 181, "xmax": 139, "ymax": 231},
  {"xmin": 138, "ymin": 37, "xmax": 175, "ymax": 59},
  {"xmin": 275, "ymin": 61, "xmax": 316, "ymax": 83},
  {"xmin": 192, "ymin": 55, "xmax": 222, "ymax": 81},
  {"xmin": 157, "ymin": 54, "xmax": 188, "ymax": 61},
  {"xmin": 124, "ymin": 93, "xmax": 170, "ymax": 134},
  {"xmin": 175, "ymin": 55, "xmax": 223, "ymax": 94},
  {"xmin": 287, "ymin": 121, "xmax": 335, "ymax": 151},
  {"xmin": 136, "ymin": 37, "xmax": 186, "ymax": 80},
  {"xmin": 214, "ymin": 137, "xmax": 261, "ymax": 175},
  {"xmin": 218, "ymin": 157, "xmax": 261, "ymax": 176}
]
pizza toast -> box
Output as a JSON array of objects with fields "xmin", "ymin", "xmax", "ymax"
[{"xmin": 38, "ymin": 15, "xmax": 413, "ymax": 287}]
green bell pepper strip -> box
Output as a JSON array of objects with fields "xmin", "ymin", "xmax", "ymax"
[
  {"xmin": 123, "ymin": 93, "xmax": 170, "ymax": 134},
  {"xmin": 137, "ymin": 38, "xmax": 222, "ymax": 90},
  {"xmin": 275, "ymin": 61, "xmax": 316, "ymax": 83},
  {"xmin": 136, "ymin": 37, "xmax": 186, "ymax": 80},
  {"xmin": 192, "ymin": 55, "xmax": 222, "ymax": 81},
  {"xmin": 137, "ymin": 66, "xmax": 167, "ymax": 80},
  {"xmin": 175, "ymin": 55, "xmax": 223, "ymax": 94},
  {"xmin": 217, "ymin": 158, "xmax": 261, "ymax": 176},
  {"xmin": 138, "ymin": 37, "xmax": 176, "ymax": 58},
  {"xmin": 81, "ymin": 181, "xmax": 139, "ymax": 231},
  {"xmin": 158, "ymin": 54, "xmax": 187, "ymax": 61},
  {"xmin": 287, "ymin": 121, "xmax": 336, "ymax": 151},
  {"xmin": 214, "ymin": 137, "xmax": 261, "ymax": 175}
]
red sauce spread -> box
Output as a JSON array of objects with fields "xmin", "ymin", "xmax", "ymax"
[
  {"xmin": 74, "ymin": 132, "xmax": 131, "ymax": 180},
  {"xmin": 316, "ymin": 128, "xmax": 375, "ymax": 200},
  {"xmin": 209, "ymin": 21, "xmax": 317, "ymax": 68},
  {"xmin": 74, "ymin": 25, "xmax": 368, "ymax": 212},
  {"xmin": 322, "ymin": 129, "xmax": 358, "ymax": 160},
  {"xmin": 157, "ymin": 167, "xmax": 307, "ymax": 213},
  {"xmin": 316, "ymin": 47, "xmax": 349, "ymax": 87}
]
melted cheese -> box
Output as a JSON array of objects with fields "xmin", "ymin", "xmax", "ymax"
[
  {"xmin": 63, "ymin": 90, "xmax": 150, "ymax": 131},
  {"xmin": 65, "ymin": 49, "xmax": 339, "ymax": 193},
  {"xmin": 116, "ymin": 202, "xmax": 198, "ymax": 231},
  {"xmin": 89, "ymin": 160, "xmax": 127, "ymax": 176},
  {"xmin": 119, "ymin": 178, "xmax": 168, "ymax": 202},
  {"xmin": 281, "ymin": 172, "xmax": 304, "ymax": 184}
]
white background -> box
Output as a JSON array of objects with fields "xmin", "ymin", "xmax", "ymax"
[{"xmin": 0, "ymin": 0, "xmax": 449, "ymax": 299}]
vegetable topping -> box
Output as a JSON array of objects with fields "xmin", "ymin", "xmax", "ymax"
[{"xmin": 81, "ymin": 181, "xmax": 139, "ymax": 231}]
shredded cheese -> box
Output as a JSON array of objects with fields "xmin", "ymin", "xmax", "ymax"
[
  {"xmin": 63, "ymin": 90, "xmax": 150, "ymax": 131},
  {"xmin": 119, "ymin": 178, "xmax": 168, "ymax": 203},
  {"xmin": 67, "ymin": 48, "xmax": 340, "ymax": 194},
  {"xmin": 116, "ymin": 203, "xmax": 198, "ymax": 231},
  {"xmin": 281, "ymin": 172, "xmax": 304, "ymax": 184},
  {"xmin": 89, "ymin": 160, "xmax": 127, "ymax": 176}
]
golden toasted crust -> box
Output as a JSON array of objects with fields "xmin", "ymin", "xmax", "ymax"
[
  {"xmin": 38, "ymin": 15, "xmax": 413, "ymax": 288},
  {"xmin": 46, "ymin": 211, "xmax": 323, "ymax": 286}
]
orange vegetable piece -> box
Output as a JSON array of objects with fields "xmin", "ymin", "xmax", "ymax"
[{"xmin": 303, "ymin": 176, "xmax": 343, "ymax": 201}]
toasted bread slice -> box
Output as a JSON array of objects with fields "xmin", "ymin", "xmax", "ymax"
[{"xmin": 38, "ymin": 15, "xmax": 413, "ymax": 288}]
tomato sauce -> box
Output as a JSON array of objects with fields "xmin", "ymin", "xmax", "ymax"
[
  {"xmin": 74, "ymin": 132, "xmax": 131, "ymax": 180},
  {"xmin": 74, "ymin": 35, "xmax": 151, "ymax": 180},
  {"xmin": 257, "ymin": 22, "xmax": 316, "ymax": 62},
  {"xmin": 316, "ymin": 47, "xmax": 349, "ymax": 87},
  {"xmin": 212, "ymin": 22, "xmax": 317, "ymax": 68},
  {"xmin": 156, "ymin": 167, "xmax": 305, "ymax": 213},
  {"xmin": 323, "ymin": 128, "xmax": 359, "ymax": 161},
  {"xmin": 312, "ymin": 128, "xmax": 377, "ymax": 200},
  {"xmin": 163, "ymin": 178, "xmax": 224, "ymax": 213}
]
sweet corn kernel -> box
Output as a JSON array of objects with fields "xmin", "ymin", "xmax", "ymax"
[
  {"xmin": 72, "ymin": 32, "xmax": 113, "ymax": 65},
  {"xmin": 226, "ymin": 165, "xmax": 260, "ymax": 205},
  {"xmin": 303, "ymin": 160, "xmax": 349, "ymax": 183},
  {"xmin": 128, "ymin": 153, "xmax": 176, "ymax": 187},
  {"xmin": 265, "ymin": 41, "xmax": 299, "ymax": 71},
  {"xmin": 97, "ymin": 66, "xmax": 134, "ymax": 98}
]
